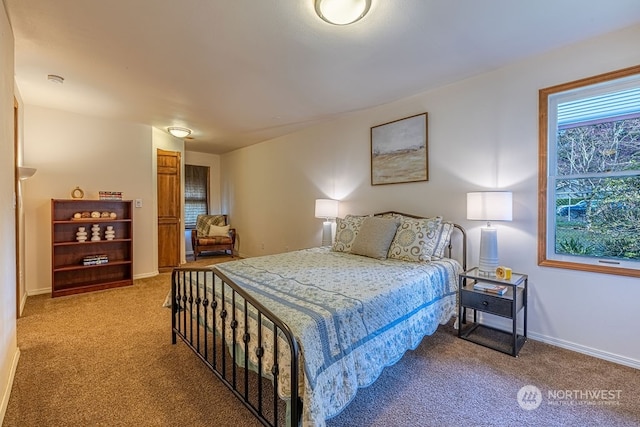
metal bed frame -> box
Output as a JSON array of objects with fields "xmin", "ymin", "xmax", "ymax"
[{"xmin": 171, "ymin": 212, "xmax": 466, "ymax": 427}]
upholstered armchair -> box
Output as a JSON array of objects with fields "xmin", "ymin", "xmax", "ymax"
[{"xmin": 191, "ymin": 214, "xmax": 236, "ymax": 260}]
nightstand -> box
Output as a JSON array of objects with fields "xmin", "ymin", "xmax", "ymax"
[{"xmin": 458, "ymin": 267, "xmax": 527, "ymax": 357}]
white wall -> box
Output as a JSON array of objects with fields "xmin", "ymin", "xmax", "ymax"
[
  {"xmin": 184, "ymin": 150, "xmax": 222, "ymax": 256},
  {"xmin": 0, "ymin": 3, "xmax": 19, "ymax": 422},
  {"xmin": 22, "ymin": 106, "xmax": 158, "ymax": 294},
  {"xmin": 221, "ymin": 24, "xmax": 640, "ymax": 368}
]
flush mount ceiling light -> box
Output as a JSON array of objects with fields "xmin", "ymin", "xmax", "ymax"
[
  {"xmin": 47, "ymin": 74, "xmax": 64, "ymax": 84},
  {"xmin": 167, "ymin": 127, "xmax": 192, "ymax": 138},
  {"xmin": 315, "ymin": 0, "xmax": 372, "ymax": 25}
]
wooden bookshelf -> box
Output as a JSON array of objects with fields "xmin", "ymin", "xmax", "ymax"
[{"xmin": 51, "ymin": 199, "xmax": 133, "ymax": 297}]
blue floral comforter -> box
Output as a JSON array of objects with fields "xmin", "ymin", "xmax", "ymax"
[{"xmin": 211, "ymin": 247, "xmax": 461, "ymax": 427}]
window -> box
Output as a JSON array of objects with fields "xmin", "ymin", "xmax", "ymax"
[
  {"xmin": 539, "ymin": 65, "xmax": 640, "ymax": 277},
  {"xmin": 184, "ymin": 165, "xmax": 209, "ymax": 229}
]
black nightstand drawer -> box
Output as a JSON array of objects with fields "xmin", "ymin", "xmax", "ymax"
[{"xmin": 460, "ymin": 290, "xmax": 511, "ymax": 317}]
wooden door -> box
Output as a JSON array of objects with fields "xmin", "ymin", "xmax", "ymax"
[{"xmin": 157, "ymin": 149, "xmax": 181, "ymax": 271}]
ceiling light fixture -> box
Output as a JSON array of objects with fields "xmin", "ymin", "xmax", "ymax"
[
  {"xmin": 167, "ymin": 127, "xmax": 192, "ymax": 138},
  {"xmin": 47, "ymin": 74, "xmax": 64, "ymax": 84},
  {"xmin": 315, "ymin": 0, "xmax": 371, "ymax": 25}
]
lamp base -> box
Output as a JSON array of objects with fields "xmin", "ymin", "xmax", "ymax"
[
  {"xmin": 478, "ymin": 227, "xmax": 498, "ymax": 276},
  {"xmin": 321, "ymin": 221, "xmax": 333, "ymax": 247}
]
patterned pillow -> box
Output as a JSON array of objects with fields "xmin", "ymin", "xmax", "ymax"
[
  {"xmin": 431, "ymin": 221, "xmax": 454, "ymax": 259},
  {"xmin": 350, "ymin": 217, "xmax": 400, "ymax": 260},
  {"xmin": 196, "ymin": 214, "xmax": 227, "ymax": 237},
  {"xmin": 332, "ymin": 214, "xmax": 369, "ymax": 253},
  {"xmin": 388, "ymin": 216, "xmax": 443, "ymax": 262}
]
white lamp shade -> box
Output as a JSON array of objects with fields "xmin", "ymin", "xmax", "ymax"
[
  {"xmin": 315, "ymin": 199, "xmax": 339, "ymax": 219},
  {"xmin": 467, "ymin": 192, "xmax": 513, "ymax": 221}
]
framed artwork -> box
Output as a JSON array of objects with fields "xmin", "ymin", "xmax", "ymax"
[{"xmin": 370, "ymin": 113, "xmax": 428, "ymax": 185}]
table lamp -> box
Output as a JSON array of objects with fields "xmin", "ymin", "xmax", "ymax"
[
  {"xmin": 466, "ymin": 191, "xmax": 513, "ymax": 276},
  {"xmin": 315, "ymin": 199, "xmax": 339, "ymax": 246}
]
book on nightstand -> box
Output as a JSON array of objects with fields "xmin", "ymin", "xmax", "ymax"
[{"xmin": 473, "ymin": 282, "xmax": 508, "ymax": 295}]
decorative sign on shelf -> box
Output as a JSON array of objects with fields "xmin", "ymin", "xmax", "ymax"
[{"xmin": 99, "ymin": 191, "xmax": 123, "ymax": 200}]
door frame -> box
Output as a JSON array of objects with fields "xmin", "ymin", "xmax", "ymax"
[{"xmin": 14, "ymin": 97, "xmax": 20, "ymax": 318}]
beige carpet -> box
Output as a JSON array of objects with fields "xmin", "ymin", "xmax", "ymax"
[{"xmin": 3, "ymin": 254, "xmax": 640, "ymax": 427}]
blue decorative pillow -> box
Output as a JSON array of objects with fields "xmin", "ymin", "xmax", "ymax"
[
  {"xmin": 387, "ymin": 216, "xmax": 443, "ymax": 262},
  {"xmin": 331, "ymin": 214, "xmax": 369, "ymax": 253}
]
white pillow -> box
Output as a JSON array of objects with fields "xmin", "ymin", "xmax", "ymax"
[{"xmin": 207, "ymin": 224, "xmax": 230, "ymax": 237}]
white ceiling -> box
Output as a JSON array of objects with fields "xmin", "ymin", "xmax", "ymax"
[{"xmin": 5, "ymin": 0, "xmax": 640, "ymax": 154}]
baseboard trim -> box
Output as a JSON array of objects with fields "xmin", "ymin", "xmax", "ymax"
[
  {"xmin": 527, "ymin": 331, "xmax": 640, "ymax": 370},
  {"xmin": 134, "ymin": 271, "xmax": 159, "ymax": 280},
  {"xmin": 28, "ymin": 271, "xmax": 160, "ymax": 297},
  {"xmin": 0, "ymin": 347, "xmax": 20, "ymax": 424},
  {"xmin": 461, "ymin": 311, "xmax": 640, "ymax": 369},
  {"xmin": 27, "ymin": 287, "xmax": 50, "ymax": 296}
]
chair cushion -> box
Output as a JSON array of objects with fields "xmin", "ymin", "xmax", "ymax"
[{"xmin": 196, "ymin": 236, "xmax": 233, "ymax": 245}]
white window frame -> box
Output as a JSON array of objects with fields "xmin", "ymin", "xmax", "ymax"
[{"xmin": 538, "ymin": 65, "xmax": 640, "ymax": 277}]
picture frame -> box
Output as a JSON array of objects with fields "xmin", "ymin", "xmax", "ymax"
[{"xmin": 370, "ymin": 113, "xmax": 428, "ymax": 185}]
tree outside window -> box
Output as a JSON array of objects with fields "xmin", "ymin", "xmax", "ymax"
[{"xmin": 539, "ymin": 66, "xmax": 640, "ymax": 277}]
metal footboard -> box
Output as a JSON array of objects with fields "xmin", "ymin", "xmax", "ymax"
[{"xmin": 171, "ymin": 267, "xmax": 302, "ymax": 427}]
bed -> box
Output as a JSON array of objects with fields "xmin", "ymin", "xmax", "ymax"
[{"xmin": 171, "ymin": 211, "xmax": 466, "ymax": 427}]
